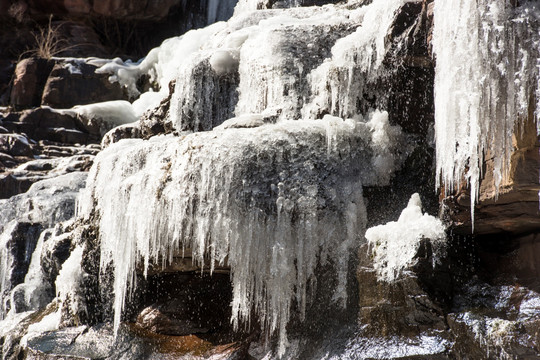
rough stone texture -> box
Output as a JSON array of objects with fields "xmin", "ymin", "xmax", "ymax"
[
  {"xmin": 22, "ymin": 322, "xmax": 251, "ymax": 360},
  {"xmin": 41, "ymin": 60, "xmax": 128, "ymax": 108},
  {"xmin": 443, "ymin": 103, "xmax": 540, "ymax": 235},
  {"xmin": 0, "ymin": 133, "xmax": 33, "ymax": 157},
  {"xmin": 10, "ymin": 58, "xmax": 54, "ymax": 110},
  {"xmin": 357, "ymin": 242, "xmax": 447, "ymax": 339},
  {"xmin": 19, "ymin": 107, "xmax": 88, "ymax": 144},
  {"xmin": 0, "ymin": 173, "xmax": 33, "ymax": 199},
  {"xmin": 0, "ymin": 140, "xmax": 97, "ymax": 199},
  {"xmin": 449, "ymin": 279, "xmax": 540, "ymax": 359},
  {"xmin": 0, "ymin": 59, "xmax": 14, "ymax": 106},
  {"xmin": 0, "ymin": 222, "xmax": 43, "ymax": 311},
  {"xmin": 46, "ymin": 21, "xmax": 110, "ymax": 58}
]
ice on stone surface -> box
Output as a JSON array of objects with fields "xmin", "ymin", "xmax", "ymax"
[
  {"xmin": 92, "ymin": 1, "xmax": 408, "ymax": 130},
  {"xmin": 68, "ymin": 100, "xmax": 137, "ymax": 126},
  {"xmin": 0, "ymin": 173, "xmax": 87, "ymax": 319},
  {"xmin": 303, "ymin": 0, "xmax": 410, "ymax": 120},
  {"xmin": 55, "ymin": 245, "xmax": 85, "ymax": 323},
  {"xmin": 90, "ymin": 22, "xmax": 228, "ymax": 116},
  {"xmin": 78, "ymin": 112, "xmax": 406, "ymax": 356},
  {"xmin": 365, "ymin": 193, "xmax": 446, "ymax": 282},
  {"xmin": 7, "ymin": 228, "xmax": 53, "ymax": 316},
  {"xmin": 0, "ymin": 172, "xmax": 88, "ymax": 232},
  {"xmin": 432, "ymin": 0, "xmax": 540, "ymax": 223}
]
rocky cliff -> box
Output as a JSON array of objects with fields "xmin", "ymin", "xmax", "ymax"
[{"xmin": 1, "ymin": 0, "xmax": 539, "ymax": 359}]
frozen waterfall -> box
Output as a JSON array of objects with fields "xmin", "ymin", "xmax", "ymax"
[
  {"xmin": 432, "ymin": 0, "xmax": 540, "ymax": 222},
  {"xmin": 75, "ymin": 0, "xmax": 417, "ymax": 356},
  {"xmin": 78, "ymin": 112, "xmax": 405, "ymax": 356}
]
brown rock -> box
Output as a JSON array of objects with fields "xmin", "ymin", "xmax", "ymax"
[
  {"xmin": 101, "ymin": 123, "xmax": 141, "ymax": 148},
  {"xmin": 41, "ymin": 60, "xmax": 127, "ymax": 108},
  {"xmin": 0, "ymin": 133, "xmax": 33, "ymax": 157},
  {"xmin": 0, "ymin": 173, "xmax": 33, "ymax": 198},
  {"xmin": 357, "ymin": 243, "xmax": 447, "ymax": 338},
  {"xmin": 444, "ymin": 100, "xmax": 540, "ymax": 235},
  {"xmin": 10, "ymin": 58, "xmax": 55, "ymax": 110},
  {"xmin": 93, "ymin": 0, "xmax": 180, "ymax": 20},
  {"xmin": 137, "ymin": 301, "xmax": 209, "ymax": 336},
  {"xmin": 18, "ymin": 107, "xmax": 93, "ymax": 144},
  {"xmin": 63, "ymin": 0, "xmax": 92, "ymax": 15},
  {"xmin": 93, "ymin": 0, "xmax": 181, "ymax": 20},
  {"xmin": 50, "ymin": 21, "xmax": 109, "ymax": 58}
]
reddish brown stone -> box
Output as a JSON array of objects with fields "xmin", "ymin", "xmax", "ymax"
[
  {"xmin": 443, "ymin": 103, "xmax": 540, "ymax": 235},
  {"xmin": 41, "ymin": 60, "xmax": 127, "ymax": 108},
  {"xmin": 92, "ymin": 0, "xmax": 181, "ymax": 20},
  {"xmin": 10, "ymin": 58, "xmax": 54, "ymax": 110}
]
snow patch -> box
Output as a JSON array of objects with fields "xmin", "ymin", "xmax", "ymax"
[{"xmin": 365, "ymin": 193, "xmax": 446, "ymax": 282}]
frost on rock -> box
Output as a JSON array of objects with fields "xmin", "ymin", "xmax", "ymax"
[
  {"xmin": 91, "ymin": 0, "xmax": 414, "ymax": 131},
  {"xmin": 303, "ymin": 0, "xmax": 411, "ymax": 120},
  {"xmin": 365, "ymin": 193, "xmax": 446, "ymax": 282},
  {"xmin": 432, "ymin": 0, "xmax": 540, "ymax": 222},
  {"xmin": 0, "ymin": 173, "xmax": 87, "ymax": 318},
  {"xmin": 0, "ymin": 172, "xmax": 88, "ymax": 232},
  {"xmin": 78, "ymin": 112, "xmax": 405, "ymax": 357}
]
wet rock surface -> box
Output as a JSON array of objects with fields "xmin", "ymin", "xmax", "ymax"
[{"xmin": 0, "ymin": 1, "xmax": 539, "ymax": 360}]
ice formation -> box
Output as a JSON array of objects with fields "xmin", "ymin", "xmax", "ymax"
[
  {"xmin": 432, "ymin": 0, "xmax": 540, "ymax": 222},
  {"xmin": 69, "ymin": 0, "xmax": 422, "ymax": 356},
  {"xmin": 365, "ymin": 193, "xmax": 446, "ymax": 282},
  {"xmin": 303, "ymin": 0, "xmax": 411, "ymax": 120},
  {"xmin": 0, "ymin": 173, "xmax": 87, "ymax": 318},
  {"xmin": 78, "ymin": 112, "xmax": 405, "ymax": 356},
  {"xmin": 89, "ymin": 0, "xmax": 413, "ymax": 130}
]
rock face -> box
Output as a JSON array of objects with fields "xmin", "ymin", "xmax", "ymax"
[
  {"xmin": 10, "ymin": 58, "xmax": 54, "ymax": 109},
  {"xmin": 443, "ymin": 109, "xmax": 540, "ymax": 236},
  {"xmin": 0, "ymin": 0, "xmax": 540, "ymax": 360},
  {"xmin": 41, "ymin": 61, "xmax": 128, "ymax": 108},
  {"xmin": 9, "ymin": 58, "xmax": 128, "ymax": 111}
]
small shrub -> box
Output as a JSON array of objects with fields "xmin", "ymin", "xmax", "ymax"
[{"xmin": 27, "ymin": 15, "xmax": 69, "ymax": 59}]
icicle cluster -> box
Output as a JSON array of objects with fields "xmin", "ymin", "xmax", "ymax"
[
  {"xmin": 433, "ymin": 0, "xmax": 540, "ymax": 222},
  {"xmin": 78, "ymin": 112, "xmax": 404, "ymax": 357},
  {"xmin": 303, "ymin": 0, "xmax": 411, "ymax": 120},
  {"xmin": 78, "ymin": 0, "xmax": 416, "ymax": 356}
]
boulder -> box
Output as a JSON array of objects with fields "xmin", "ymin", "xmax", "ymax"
[
  {"xmin": 10, "ymin": 58, "xmax": 55, "ymax": 110},
  {"xmin": 357, "ymin": 242, "xmax": 448, "ymax": 339},
  {"xmin": 0, "ymin": 133, "xmax": 33, "ymax": 157},
  {"xmin": 41, "ymin": 60, "xmax": 127, "ymax": 108},
  {"xmin": 449, "ymin": 279, "xmax": 540, "ymax": 359},
  {"xmin": 0, "ymin": 173, "xmax": 33, "ymax": 198},
  {"xmin": 19, "ymin": 107, "xmax": 91, "ymax": 144}
]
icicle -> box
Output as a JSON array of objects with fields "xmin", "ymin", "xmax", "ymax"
[
  {"xmin": 78, "ymin": 114, "xmax": 405, "ymax": 355},
  {"xmin": 433, "ymin": 0, "xmax": 540, "ymax": 228}
]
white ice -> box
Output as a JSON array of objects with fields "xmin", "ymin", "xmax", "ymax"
[
  {"xmin": 432, "ymin": 0, "xmax": 540, "ymax": 224},
  {"xmin": 78, "ymin": 111, "xmax": 405, "ymax": 357},
  {"xmin": 365, "ymin": 193, "xmax": 446, "ymax": 282}
]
